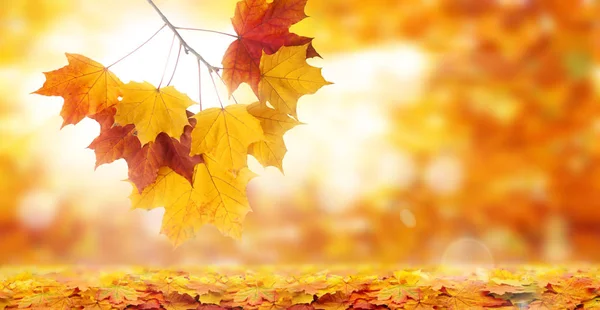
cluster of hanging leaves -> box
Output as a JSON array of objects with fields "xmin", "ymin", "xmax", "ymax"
[
  {"xmin": 3, "ymin": 265, "xmax": 600, "ymax": 309},
  {"xmin": 34, "ymin": 0, "xmax": 330, "ymax": 246}
]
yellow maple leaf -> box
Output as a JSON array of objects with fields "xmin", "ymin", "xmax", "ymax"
[
  {"xmin": 189, "ymin": 104, "xmax": 264, "ymax": 171},
  {"xmin": 34, "ymin": 53, "xmax": 123, "ymax": 127},
  {"xmin": 247, "ymin": 102, "xmax": 301, "ymax": 171},
  {"xmin": 114, "ymin": 81, "xmax": 195, "ymax": 145},
  {"xmin": 258, "ymin": 44, "xmax": 331, "ymax": 117},
  {"xmin": 130, "ymin": 155, "xmax": 255, "ymax": 246}
]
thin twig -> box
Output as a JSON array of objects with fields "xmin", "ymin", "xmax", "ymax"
[
  {"xmin": 209, "ymin": 70, "xmax": 223, "ymax": 108},
  {"xmin": 215, "ymin": 71, "xmax": 238, "ymax": 104},
  {"xmin": 146, "ymin": 0, "xmax": 219, "ymax": 72},
  {"xmin": 197, "ymin": 58, "xmax": 203, "ymax": 111},
  {"xmin": 108, "ymin": 23, "xmax": 167, "ymax": 68},
  {"xmin": 158, "ymin": 33, "xmax": 177, "ymax": 88},
  {"xmin": 176, "ymin": 27, "xmax": 238, "ymax": 39},
  {"xmin": 166, "ymin": 44, "xmax": 182, "ymax": 86}
]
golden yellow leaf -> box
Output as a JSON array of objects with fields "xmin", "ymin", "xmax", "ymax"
[
  {"xmin": 198, "ymin": 292, "xmax": 223, "ymax": 305},
  {"xmin": 249, "ymin": 138, "xmax": 287, "ymax": 171},
  {"xmin": 130, "ymin": 155, "xmax": 255, "ymax": 246},
  {"xmin": 247, "ymin": 102, "xmax": 301, "ymax": 171},
  {"xmin": 190, "ymin": 104, "xmax": 264, "ymax": 171},
  {"xmin": 258, "ymin": 44, "xmax": 331, "ymax": 117},
  {"xmin": 115, "ymin": 81, "xmax": 195, "ymax": 145}
]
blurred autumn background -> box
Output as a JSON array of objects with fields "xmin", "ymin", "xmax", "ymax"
[{"xmin": 2, "ymin": 0, "xmax": 600, "ymax": 266}]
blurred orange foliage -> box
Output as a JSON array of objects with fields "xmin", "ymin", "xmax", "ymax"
[{"xmin": 2, "ymin": 0, "xmax": 600, "ymax": 265}]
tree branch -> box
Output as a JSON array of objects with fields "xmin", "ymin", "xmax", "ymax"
[
  {"xmin": 176, "ymin": 27, "xmax": 238, "ymax": 39},
  {"xmin": 197, "ymin": 58, "xmax": 203, "ymax": 111},
  {"xmin": 146, "ymin": 0, "xmax": 219, "ymax": 73}
]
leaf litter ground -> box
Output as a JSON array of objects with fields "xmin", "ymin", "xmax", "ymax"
[{"xmin": 1, "ymin": 265, "xmax": 599, "ymax": 309}]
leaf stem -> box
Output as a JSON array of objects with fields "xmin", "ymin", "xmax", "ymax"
[
  {"xmin": 108, "ymin": 23, "xmax": 166, "ymax": 68},
  {"xmin": 215, "ymin": 71, "xmax": 238, "ymax": 104},
  {"xmin": 209, "ymin": 70, "xmax": 223, "ymax": 108},
  {"xmin": 158, "ymin": 33, "xmax": 177, "ymax": 88},
  {"xmin": 197, "ymin": 58, "xmax": 203, "ymax": 111},
  {"xmin": 146, "ymin": 0, "xmax": 219, "ymax": 73},
  {"xmin": 175, "ymin": 27, "xmax": 238, "ymax": 39},
  {"xmin": 167, "ymin": 44, "xmax": 182, "ymax": 87}
]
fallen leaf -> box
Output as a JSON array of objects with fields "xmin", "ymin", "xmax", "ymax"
[
  {"xmin": 163, "ymin": 292, "xmax": 199, "ymax": 310},
  {"xmin": 97, "ymin": 284, "xmax": 138, "ymax": 304},
  {"xmin": 435, "ymin": 282, "xmax": 508, "ymax": 309},
  {"xmin": 18, "ymin": 287, "xmax": 74, "ymax": 309}
]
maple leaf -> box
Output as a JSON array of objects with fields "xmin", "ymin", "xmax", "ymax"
[
  {"xmin": 89, "ymin": 107, "xmax": 117, "ymax": 132},
  {"xmin": 378, "ymin": 285, "xmax": 420, "ymax": 305},
  {"xmin": 163, "ymin": 292, "xmax": 199, "ymax": 310},
  {"xmin": 280, "ymin": 274, "xmax": 328, "ymax": 296},
  {"xmin": 233, "ymin": 283, "xmax": 277, "ymax": 306},
  {"xmin": 314, "ymin": 292, "xmax": 350, "ymax": 310},
  {"xmin": 89, "ymin": 109, "xmax": 202, "ymax": 192},
  {"xmin": 584, "ymin": 297, "xmax": 600, "ymax": 309},
  {"xmin": 198, "ymin": 292, "xmax": 224, "ymax": 305},
  {"xmin": 435, "ymin": 283, "xmax": 508, "ymax": 309},
  {"xmin": 222, "ymin": 0, "xmax": 320, "ymax": 95},
  {"xmin": 190, "ymin": 104, "xmax": 264, "ymax": 172},
  {"xmin": 401, "ymin": 288, "xmax": 439, "ymax": 310},
  {"xmin": 527, "ymin": 292, "xmax": 562, "ymax": 310},
  {"xmin": 34, "ymin": 53, "xmax": 123, "ymax": 127},
  {"xmin": 322, "ymin": 275, "xmax": 373, "ymax": 299},
  {"xmin": 258, "ymin": 44, "xmax": 331, "ymax": 117},
  {"xmin": 80, "ymin": 293, "xmax": 113, "ymax": 310},
  {"xmin": 197, "ymin": 305, "xmax": 227, "ymax": 310},
  {"xmin": 88, "ymin": 123, "xmax": 139, "ymax": 168},
  {"xmin": 114, "ymin": 81, "xmax": 195, "ymax": 145},
  {"xmin": 187, "ymin": 276, "xmax": 227, "ymax": 295},
  {"xmin": 130, "ymin": 155, "xmax": 255, "ymax": 245},
  {"xmin": 545, "ymin": 276, "xmax": 596, "ymax": 308},
  {"xmin": 376, "ymin": 270, "xmax": 430, "ymax": 305},
  {"xmin": 288, "ymin": 306, "xmax": 315, "ymax": 310},
  {"xmin": 143, "ymin": 273, "xmax": 196, "ymax": 297},
  {"xmin": 247, "ymin": 102, "xmax": 301, "ymax": 171},
  {"xmin": 291, "ymin": 292, "xmax": 315, "ymax": 304},
  {"xmin": 97, "ymin": 284, "xmax": 139, "ymax": 304},
  {"xmin": 18, "ymin": 287, "xmax": 74, "ymax": 309}
]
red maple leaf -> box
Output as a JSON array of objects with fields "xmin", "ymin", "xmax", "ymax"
[
  {"xmin": 88, "ymin": 110, "xmax": 202, "ymax": 192},
  {"xmin": 89, "ymin": 107, "xmax": 117, "ymax": 132},
  {"xmin": 221, "ymin": 0, "xmax": 320, "ymax": 95}
]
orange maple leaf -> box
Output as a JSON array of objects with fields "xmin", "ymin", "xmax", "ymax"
[
  {"xmin": 34, "ymin": 53, "xmax": 123, "ymax": 127},
  {"xmin": 435, "ymin": 282, "xmax": 508, "ymax": 309},
  {"xmin": 221, "ymin": 0, "xmax": 320, "ymax": 95}
]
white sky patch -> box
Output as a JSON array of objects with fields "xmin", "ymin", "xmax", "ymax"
[{"xmin": 18, "ymin": 190, "xmax": 59, "ymax": 230}]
